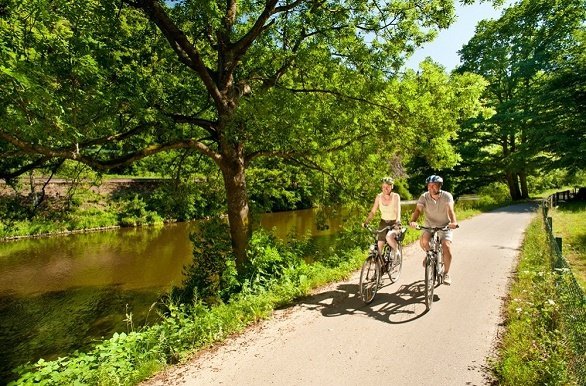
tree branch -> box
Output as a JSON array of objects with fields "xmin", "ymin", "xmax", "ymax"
[
  {"xmin": 126, "ymin": 0, "xmax": 224, "ymax": 106},
  {"xmin": 0, "ymin": 130, "xmax": 222, "ymax": 171},
  {"xmin": 278, "ymin": 85, "xmax": 401, "ymax": 118},
  {"xmin": 0, "ymin": 156, "xmax": 53, "ymax": 181}
]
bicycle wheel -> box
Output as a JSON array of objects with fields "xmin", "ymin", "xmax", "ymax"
[
  {"xmin": 424, "ymin": 253, "xmax": 435, "ymax": 310},
  {"xmin": 436, "ymin": 246, "xmax": 444, "ymax": 286},
  {"xmin": 359, "ymin": 255, "xmax": 381, "ymax": 304},
  {"xmin": 388, "ymin": 243, "xmax": 403, "ymax": 283}
]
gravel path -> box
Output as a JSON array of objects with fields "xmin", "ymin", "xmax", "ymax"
[{"xmin": 143, "ymin": 203, "xmax": 537, "ymax": 386}]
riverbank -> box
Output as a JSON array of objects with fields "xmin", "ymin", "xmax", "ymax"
[{"xmin": 0, "ymin": 177, "xmax": 217, "ymax": 240}]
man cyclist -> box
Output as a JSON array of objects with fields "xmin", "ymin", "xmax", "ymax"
[
  {"xmin": 409, "ymin": 175, "xmax": 458, "ymax": 285},
  {"xmin": 363, "ymin": 177, "xmax": 402, "ymax": 260}
]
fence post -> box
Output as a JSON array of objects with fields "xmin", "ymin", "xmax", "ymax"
[{"xmin": 555, "ymin": 237, "xmax": 562, "ymax": 254}]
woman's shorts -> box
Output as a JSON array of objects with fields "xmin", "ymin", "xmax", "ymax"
[{"xmin": 377, "ymin": 219, "xmax": 397, "ymax": 241}]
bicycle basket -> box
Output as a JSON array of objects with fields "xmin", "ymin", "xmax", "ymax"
[{"xmin": 397, "ymin": 227, "xmax": 407, "ymax": 241}]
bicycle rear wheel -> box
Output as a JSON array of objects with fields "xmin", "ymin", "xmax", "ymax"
[
  {"xmin": 388, "ymin": 243, "xmax": 403, "ymax": 283},
  {"xmin": 359, "ymin": 255, "xmax": 381, "ymax": 304},
  {"xmin": 424, "ymin": 253, "xmax": 435, "ymax": 310}
]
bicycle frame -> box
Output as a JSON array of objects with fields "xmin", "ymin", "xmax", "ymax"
[
  {"xmin": 359, "ymin": 224, "xmax": 405, "ymax": 304},
  {"xmin": 417, "ymin": 225, "xmax": 450, "ymax": 310}
]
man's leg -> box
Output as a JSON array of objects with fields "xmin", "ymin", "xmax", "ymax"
[
  {"xmin": 420, "ymin": 231, "xmax": 431, "ymax": 266},
  {"xmin": 442, "ymin": 239, "xmax": 453, "ymax": 273}
]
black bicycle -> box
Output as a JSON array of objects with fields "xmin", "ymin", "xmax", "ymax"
[
  {"xmin": 417, "ymin": 225, "xmax": 458, "ymax": 310},
  {"xmin": 359, "ymin": 224, "xmax": 407, "ymax": 304}
]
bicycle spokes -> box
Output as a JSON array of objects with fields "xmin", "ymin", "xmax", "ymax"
[{"xmin": 424, "ymin": 254, "xmax": 435, "ymax": 310}]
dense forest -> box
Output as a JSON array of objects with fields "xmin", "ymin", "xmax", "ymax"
[{"xmin": 1, "ymin": 0, "xmax": 584, "ymax": 267}]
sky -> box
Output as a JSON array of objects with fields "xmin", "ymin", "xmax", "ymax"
[{"xmin": 404, "ymin": 1, "xmax": 514, "ymax": 71}]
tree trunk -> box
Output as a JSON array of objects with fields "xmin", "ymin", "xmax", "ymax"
[
  {"xmin": 518, "ymin": 171, "xmax": 529, "ymax": 199},
  {"xmin": 505, "ymin": 172, "xmax": 522, "ymax": 200},
  {"xmin": 219, "ymin": 150, "xmax": 251, "ymax": 273}
]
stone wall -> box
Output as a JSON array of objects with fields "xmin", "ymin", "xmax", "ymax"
[{"xmin": 0, "ymin": 178, "xmax": 168, "ymax": 198}]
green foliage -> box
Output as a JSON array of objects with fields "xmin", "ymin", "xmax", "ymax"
[
  {"xmin": 242, "ymin": 230, "xmax": 304, "ymax": 290},
  {"xmin": 525, "ymin": 169, "xmax": 578, "ymax": 194},
  {"xmin": 247, "ymin": 165, "xmax": 315, "ymax": 212},
  {"xmin": 456, "ymin": 0, "xmax": 586, "ymax": 199},
  {"xmin": 118, "ymin": 195, "xmax": 163, "ymax": 227},
  {"xmin": 171, "ymin": 218, "xmax": 238, "ymax": 306},
  {"xmin": 493, "ymin": 218, "xmax": 578, "ymax": 385},
  {"xmin": 477, "ymin": 182, "xmax": 512, "ymax": 205},
  {"xmin": 146, "ymin": 181, "xmax": 224, "ymax": 221}
]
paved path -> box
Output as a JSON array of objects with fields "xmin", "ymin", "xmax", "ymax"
[{"xmin": 144, "ymin": 203, "xmax": 537, "ymax": 386}]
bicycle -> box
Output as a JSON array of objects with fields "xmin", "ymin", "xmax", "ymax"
[
  {"xmin": 359, "ymin": 224, "xmax": 407, "ymax": 304},
  {"xmin": 416, "ymin": 224, "xmax": 458, "ymax": 310}
]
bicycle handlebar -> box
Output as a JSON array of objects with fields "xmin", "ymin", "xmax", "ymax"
[
  {"xmin": 415, "ymin": 224, "xmax": 459, "ymax": 231},
  {"xmin": 364, "ymin": 223, "xmax": 402, "ymax": 234}
]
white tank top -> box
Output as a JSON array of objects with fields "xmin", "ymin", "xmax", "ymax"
[{"xmin": 378, "ymin": 193, "xmax": 400, "ymax": 221}]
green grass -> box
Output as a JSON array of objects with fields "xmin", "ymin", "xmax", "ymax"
[
  {"xmin": 492, "ymin": 212, "xmax": 583, "ymax": 385},
  {"xmin": 548, "ymin": 201, "xmax": 586, "ymax": 290}
]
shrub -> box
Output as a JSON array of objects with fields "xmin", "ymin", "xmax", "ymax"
[
  {"xmin": 118, "ymin": 195, "xmax": 163, "ymax": 226},
  {"xmin": 478, "ymin": 182, "xmax": 511, "ymax": 203},
  {"xmin": 170, "ymin": 218, "xmax": 238, "ymax": 306},
  {"xmin": 146, "ymin": 182, "xmax": 224, "ymax": 221},
  {"xmin": 242, "ymin": 230, "xmax": 303, "ymax": 290}
]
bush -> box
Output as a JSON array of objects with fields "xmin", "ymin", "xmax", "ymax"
[
  {"xmin": 478, "ymin": 182, "xmax": 511, "ymax": 203},
  {"xmin": 117, "ymin": 195, "xmax": 163, "ymax": 226},
  {"xmin": 170, "ymin": 218, "xmax": 238, "ymax": 306},
  {"xmin": 146, "ymin": 182, "xmax": 224, "ymax": 221},
  {"xmin": 242, "ymin": 230, "xmax": 303, "ymax": 290}
]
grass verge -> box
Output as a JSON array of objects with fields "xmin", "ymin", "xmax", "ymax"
[
  {"xmin": 491, "ymin": 213, "xmax": 583, "ymax": 385},
  {"xmin": 548, "ymin": 201, "xmax": 586, "ymax": 290}
]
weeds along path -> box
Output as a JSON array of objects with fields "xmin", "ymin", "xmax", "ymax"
[{"xmin": 143, "ymin": 203, "xmax": 538, "ymax": 386}]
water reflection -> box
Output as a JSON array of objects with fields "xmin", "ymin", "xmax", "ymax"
[{"xmin": 0, "ymin": 223, "xmax": 196, "ymax": 296}]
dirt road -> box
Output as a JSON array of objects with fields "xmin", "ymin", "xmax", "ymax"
[{"xmin": 144, "ymin": 203, "xmax": 537, "ymax": 386}]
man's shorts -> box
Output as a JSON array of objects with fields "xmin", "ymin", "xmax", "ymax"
[{"xmin": 423, "ymin": 228, "xmax": 453, "ymax": 242}]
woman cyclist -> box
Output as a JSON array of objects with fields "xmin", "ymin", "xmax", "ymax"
[{"xmin": 363, "ymin": 177, "xmax": 402, "ymax": 259}]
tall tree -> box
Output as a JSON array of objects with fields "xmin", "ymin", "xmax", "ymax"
[
  {"xmin": 528, "ymin": 29, "xmax": 586, "ymax": 172},
  {"xmin": 1, "ymin": 0, "xmax": 491, "ymax": 270},
  {"xmin": 456, "ymin": 0, "xmax": 585, "ymax": 199}
]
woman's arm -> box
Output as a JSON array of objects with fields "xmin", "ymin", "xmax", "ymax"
[{"xmin": 364, "ymin": 195, "xmax": 380, "ymax": 225}]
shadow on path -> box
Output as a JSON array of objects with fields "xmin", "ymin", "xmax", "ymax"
[
  {"xmin": 298, "ymin": 280, "xmax": 435, "ymax": 325},
  {"xmin": 485, "ymin": 202, "xmax": 539, "ymax": 214}
]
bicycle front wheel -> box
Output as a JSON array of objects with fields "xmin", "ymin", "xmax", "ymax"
[
  {"xmin": 424, "ymin": 254, "xmax": 435, "ymax": 310},
  {"xmin": 359, "ymin": 255, "xmax": 381, "ymax": 304},
  {"xmin": 388, "ymin": 243, "xmax": 403, "ymax": 283}
]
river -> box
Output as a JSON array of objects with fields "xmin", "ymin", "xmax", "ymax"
[{"xmin": 0, "ymin": 204, "xmax": 416, "ymax": 382}]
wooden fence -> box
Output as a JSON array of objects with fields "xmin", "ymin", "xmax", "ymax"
[{"xmin": 542, "ymin": 188, "xmax": 585, "ymax": 384}]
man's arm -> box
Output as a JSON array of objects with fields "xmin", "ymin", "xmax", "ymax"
[
  {"xmin": 447, "ymin": 202, "xmax": 458, "ymax": 229},
  {"xmin": 409, "ymin": 204, "xmax": 424, "ymax": 228}
]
